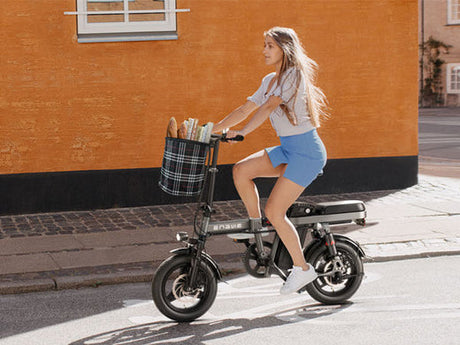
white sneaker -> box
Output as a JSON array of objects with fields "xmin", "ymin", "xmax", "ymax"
[{"xmin": 280, "ymin": 264, "xmax": 318, "ymax": 295}]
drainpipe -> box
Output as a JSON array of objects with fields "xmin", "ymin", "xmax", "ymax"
[{"xmin": 419, "ymin": 0, "xmax": 424, "ymax": 107}]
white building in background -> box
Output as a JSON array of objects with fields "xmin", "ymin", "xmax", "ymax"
[{"xmin": 420, "ymin": 0, "xmax": 460, "ymax": 107}]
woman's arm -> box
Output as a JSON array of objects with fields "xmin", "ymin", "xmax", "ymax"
[
  {"xmin": 238, "ymin": 96, "xmax": 282, "ymax": 136},
  {"xmin": 212, "ymin": 101, "xmax": 258, "ymax": 133}
]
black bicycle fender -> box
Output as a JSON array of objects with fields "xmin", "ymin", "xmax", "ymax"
[
  {"xmin": 170, "ymin": 247, "xmax": 223, "ymax": 281},
  {"xmin": 303, "ymin": 235, "xmax": 366, "ymax": 258},
  {"xmin": 333, "ymin": 234, "xmax": 366, "ymax": 257}
]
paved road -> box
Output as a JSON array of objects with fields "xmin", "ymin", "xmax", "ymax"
[
  {"xmin": 419, "ymin": 114, "xmax": 460, "ymax": 163},
  {"xmin": 1, "ymin": 256, "xmax": 459, "ymax": 345},
  {"xmin": 419, "ymin": 113, "xmax": 460, "ymax": 178}
]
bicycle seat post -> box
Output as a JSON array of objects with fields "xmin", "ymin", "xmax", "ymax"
[{"xmin": 250, "ymin": 218, "xmax": 269, "ymax": 260}]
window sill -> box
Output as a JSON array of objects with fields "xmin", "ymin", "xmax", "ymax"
[{"xmin": 77, "ymin": 31, "xmax": 178, "ymax": 43}]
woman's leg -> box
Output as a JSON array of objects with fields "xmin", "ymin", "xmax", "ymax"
[
  {"xmin": 264, "ymin": 176, "xmax": 309, "ymax": 270},
  {"xmin": 232, "ymin": 150, "xmax": 285, "ymax": 219}
]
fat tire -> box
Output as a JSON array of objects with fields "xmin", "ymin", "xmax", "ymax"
[
  {"xmin": 306, "ymin": 242, "xmax": 364, "ymax": 305},
  {"xmin": 152, "ymin": 255, "xmax": 217, "ymax": 322}
]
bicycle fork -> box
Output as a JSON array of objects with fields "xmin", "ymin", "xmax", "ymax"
[
  {"xmin": 315, "ymin": 223, "xmax": 346, "ymax": 278},
  {"xmin": 185, "ymin": 215, "xmax": 210, "ymax": 291}
]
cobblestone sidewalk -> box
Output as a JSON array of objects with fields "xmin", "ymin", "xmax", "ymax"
[{"xmin": 1, "ymin": 175, "xmax": 458, "ymax": 240}]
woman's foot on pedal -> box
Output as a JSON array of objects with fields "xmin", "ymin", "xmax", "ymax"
[{"xmin": 280, "ymin": 264, "xmax": 317, "ymax": 295}]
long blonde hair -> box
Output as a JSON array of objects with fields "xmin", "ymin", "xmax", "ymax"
[{"xmin": 265, "ymin": 27, "xmax": 328, "ymax": 128}]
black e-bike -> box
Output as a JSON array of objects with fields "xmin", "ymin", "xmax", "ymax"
[{"xmin": 152, "ymin": 134, "xmax": 367, "ymax": 322}]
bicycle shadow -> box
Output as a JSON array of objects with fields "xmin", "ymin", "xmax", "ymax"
[{"xmin": 69, "ymin": 302, "xmax": 352, "ymax": 345}]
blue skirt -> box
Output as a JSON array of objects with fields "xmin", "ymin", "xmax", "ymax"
[{"xmin": 265, "ymin": 129, "xmax": 327, "ymax": 188}]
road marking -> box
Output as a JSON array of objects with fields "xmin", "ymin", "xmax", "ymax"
[
  {"xmin": 212, "ymin": 295, "xmax": 310, "ymax": 320},
  {"xmin": 128, "ymin": 315, "xmax": 157, "ymax": 324},
  {"xmin": 123, "ymin": 299, "xmax": 151, "ymax": 308},
  {"xmin": 217, "ymin": 280, "xmax": 282, "ymax": 299},
  {"xmin": 390, "ymin": 312, "xmax": 460, "ymax": 320},
  {"xmin": 209, "ymin": 301, "xmax": 460, "ymax": 325},
  {"xmin": 362, "ymin": 271, "xmax": 382, "ymax": 284},
  {"xmin": 148, "ymin": 335, "xmax": 195, "ymax": 344}
]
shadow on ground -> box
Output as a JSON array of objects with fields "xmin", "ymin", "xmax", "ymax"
[{"xmin": 69, "ymin": 302, "xmax": 352, "ymax": 345}]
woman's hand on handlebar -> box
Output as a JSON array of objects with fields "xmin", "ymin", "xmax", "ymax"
[{"xmin": 225, "ymin": 129, "xmax": 245, "ymax": 143}]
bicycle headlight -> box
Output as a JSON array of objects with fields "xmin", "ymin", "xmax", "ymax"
[{"xmin": 176, "ymin": 232, "xmax": 189, "ymax": 242}]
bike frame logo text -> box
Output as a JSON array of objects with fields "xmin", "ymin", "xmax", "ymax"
[{"xmin": 212, "ymin": 223, "xmax": 244, "ymax": 231}]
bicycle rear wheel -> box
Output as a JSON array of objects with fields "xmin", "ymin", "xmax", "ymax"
[{"xmin": 306, "ymin": 242, "xmax": 364, "ymax": 304}]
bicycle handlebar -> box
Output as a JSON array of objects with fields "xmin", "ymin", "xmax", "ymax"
[
  {"xmin": 211, "ymin": 133, "xmax": 245, "ymax": 142},
  {"xmin": 224, "ymin": 134, "xmax": 244, "ymax": 142}
]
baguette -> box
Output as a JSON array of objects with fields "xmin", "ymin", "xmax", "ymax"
[
  {"xmin": 178, "ymin": 121, "xmax": 188, "ymax": 139},
  {"xmin": 166, "ymin": 117, "xmax": 178, "ymax": 138}
]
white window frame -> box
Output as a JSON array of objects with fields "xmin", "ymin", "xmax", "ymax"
[
  {"xmin": 447, "ymin": 0, "xmax": 460, "ymax": 24},
  {"xmin": 77, "ymin": 0, "xmax": 176, "ymax": 35},
  {"xmin": 446, "ymin": 63, "xmax": 460, "ymax": 94}
]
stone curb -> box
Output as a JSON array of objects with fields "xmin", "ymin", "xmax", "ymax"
[
  {"xmin": 0, "ymin": 279, "xmax": 57, "ymax": 295},
  {"xmin": 54, "ymin": 269, "xmax": 156, "ymax": 290},
  {"xmin": 363, "ymin": 249, "xmax": 460, "ymax": 263}
]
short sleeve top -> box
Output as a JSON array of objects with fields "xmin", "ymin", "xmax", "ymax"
[{"xmin": 247, "ymin": 67, "xmax": 315, "ymax": 137}]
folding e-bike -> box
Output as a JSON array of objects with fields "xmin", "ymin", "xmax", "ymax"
[{"xmin": 152, "ymin": 133, "xmax": 367, "ymax": 322}]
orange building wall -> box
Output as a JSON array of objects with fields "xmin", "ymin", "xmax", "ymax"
[{"xmin": 1, "ymin": 0, "xmax": 419, "ymax": 175}]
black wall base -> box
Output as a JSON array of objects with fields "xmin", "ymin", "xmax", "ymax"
[{"xmin": 0, "ymin": 156, "xmax": 418, "ymax": 215}]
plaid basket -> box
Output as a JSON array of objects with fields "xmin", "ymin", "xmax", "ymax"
[{"xmin": 158, "ymin": 137, "xmax": 210, "ymax": 196}]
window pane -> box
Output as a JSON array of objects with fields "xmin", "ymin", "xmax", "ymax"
[
  {"xmin": 454, "ymin": 1, "xmax": 460, "ymax": 20},
  {"xmin": 129, "ymin": 0, "xmax": 165, "ymax": 22},
  {"xmin": 87, "ymin": 1, "xmax": 124, "ymax": 23},
  {"xmin": 452, "ymin": 66, "xmax": 460, "ymax": 91}
]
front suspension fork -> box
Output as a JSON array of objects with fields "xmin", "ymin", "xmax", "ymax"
[
  {"xmin": 318, "ymin": 224, "xmax": 347, "ymax": 277},
  {"xmin": 186, "ymin": 236, "xmax": 206, "ymax": 290},
  {"xmin": 321, "ymin": 223, "xmax": 338, "ymax": 257}
]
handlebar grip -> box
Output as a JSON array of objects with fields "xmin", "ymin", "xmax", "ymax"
[{"xmin": 228, "ymin": 135, "xmax": 244, "ymax": 142}]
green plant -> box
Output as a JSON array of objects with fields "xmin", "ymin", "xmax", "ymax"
[{"xmin": 420, "ymin": 36, "xmax": 452, "ymax": 107}]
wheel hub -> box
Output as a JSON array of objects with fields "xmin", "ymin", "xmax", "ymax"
[
  {"xmin": 172, "ymin": 274, "xmax": 202, "ymax": 300},
  {"xmin": 322, "ymin": 257, "xmax": 347, "ymax": 287}
]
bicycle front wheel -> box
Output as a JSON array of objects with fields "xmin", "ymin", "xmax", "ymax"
[{"xmin": 152, "ymin": 255, "xmax": 218, "ymax": 322}]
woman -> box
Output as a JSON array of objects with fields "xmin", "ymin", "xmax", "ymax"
[{"xmin": 212, "ymin": 27, "xmax": 328, "ymax": 294}]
